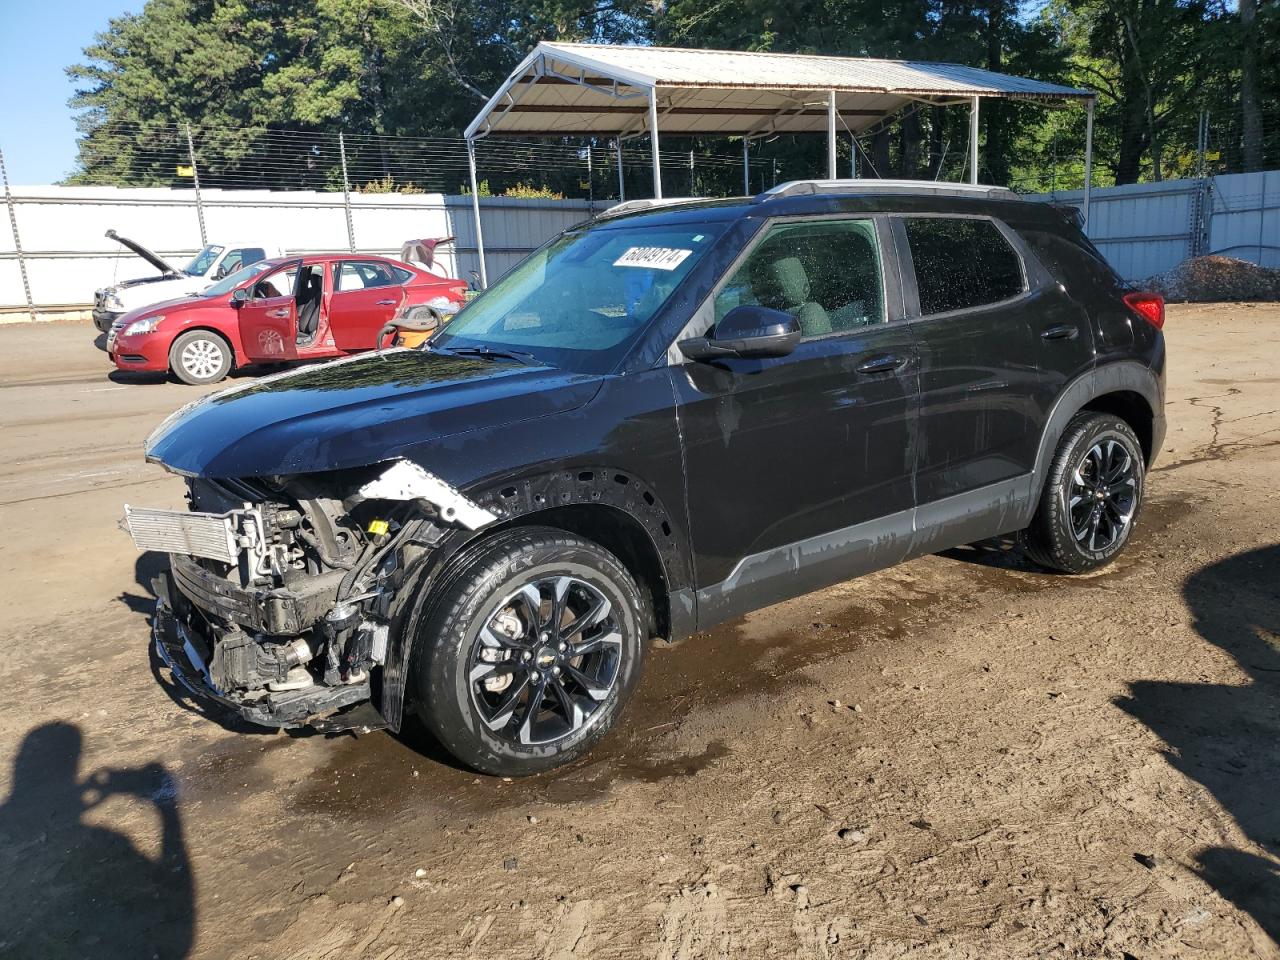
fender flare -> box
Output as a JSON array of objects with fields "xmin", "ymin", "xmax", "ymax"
[
  {"xmin": 377, "ymin": 466, "xmax": 690, "ymax": 732},
  {"xmin": 1022, "ymin": 360, "xmax": 1165, "ymax": 526}
]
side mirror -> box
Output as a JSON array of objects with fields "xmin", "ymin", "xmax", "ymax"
[
  {"xmin": 678, "ymin": 305, "xmax": 801, "ymax": 361},
  {"xmin": 230, "ymin": 287, "xmax": 249, "ymax": 308}
]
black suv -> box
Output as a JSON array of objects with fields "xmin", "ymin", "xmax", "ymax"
[{"xmin": 128, "ymin": 181, "xmax": 1166, "ymax": 776}]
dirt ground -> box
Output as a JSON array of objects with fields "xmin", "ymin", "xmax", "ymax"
[{"xmin": 0, "ymin": 305, "xmax": 1277, "ymax": 960}]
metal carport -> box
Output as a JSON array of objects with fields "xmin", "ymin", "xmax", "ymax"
[{"xmin": 464, "ymin": 42, "xmax": 1096, "ymax": 285}]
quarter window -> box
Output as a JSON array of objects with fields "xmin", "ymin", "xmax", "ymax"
[
  {"xmin": 904, "ymin": 217, "xmax": 1025, "ymax": 315},
  {"xmin": 713, "ymin": 218, "xmax": 884, "ymax": 338}
]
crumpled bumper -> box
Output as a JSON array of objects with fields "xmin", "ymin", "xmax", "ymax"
[{"xmin": 151, "ymin": 574, "xmax": 383, "ymax": 733}]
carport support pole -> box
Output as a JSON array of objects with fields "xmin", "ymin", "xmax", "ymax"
[
  {"xmin": 742, "ymin": 137, "xmax": 750, "ymax": 195},
  {"xmin": 1083, "ymin": 98, "xmax": 1095, "ymax": 233},
  {"xmin": 968, "ymin": 96, "xmax": 980, "ymax": 185},
  {"xmin": 648, "ymin": 88, "xmax": 663, "ymax": 199},
  {"xmin": 827, "ymin": 91, "xmax": 838, "ymax": 179},
  {"xmin": 467, "ymin": 138, "xmax": 488, "ymax": 289},
  {"xmin": 185, "ymin": 123, "xmax": 208, "ymax": 247},
  {"xmin": 615, "ymin": 138, "xmax": 625, "ymax": 201}
]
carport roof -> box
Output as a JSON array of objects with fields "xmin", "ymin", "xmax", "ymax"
[{"xmin": 465, "ymin": 42, "xmax": 1094, "ymax": 140}]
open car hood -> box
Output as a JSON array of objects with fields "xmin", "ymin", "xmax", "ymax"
[{"xmin": 106, "ymin": 229, "xmax": 182, "ymax": 276}]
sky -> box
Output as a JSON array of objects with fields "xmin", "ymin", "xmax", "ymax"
[{"xmin": 0, "ymin": 0, "xmax": 136, "ymax": 185}]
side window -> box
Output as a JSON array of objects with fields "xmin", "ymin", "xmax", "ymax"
[
  {"xmin": 252, "ymin": 264, "xmax": 298, "ymax": 300},
  {"xmin": 334, "ymin": 263, "xmax": 366, "ymax": 291},
  {"xmin": 216, "ymin": 248, "xmax": 265, "ymax": 279},
  {"xmin": 713, "ymin": 218, "xmax": 884, "ymax": 338},
  {"xmin": 904, "ymin": 218, "xmax": 1025, "ymax": 315},
  {"xmin": 335, "ymin": 260, "xmax": 397, "ymax": 292}
]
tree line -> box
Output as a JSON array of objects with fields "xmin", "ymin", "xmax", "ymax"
[{"xmin": 67, "ymin": 0, "xmax": 1278, "ymax": 193}]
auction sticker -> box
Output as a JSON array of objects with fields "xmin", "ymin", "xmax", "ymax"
[{"xmin": 613, "ymin": 246, "xmax": 694, "ymax": 270}]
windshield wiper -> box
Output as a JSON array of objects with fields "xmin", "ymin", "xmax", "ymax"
[{"xmin": 435, "ymin": 345, "xmax": 542, "ymax": 366}]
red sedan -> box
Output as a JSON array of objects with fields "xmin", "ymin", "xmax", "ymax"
[{"xmin": 107, "ymin": 253, "xmax": 467, "ymax": 384}]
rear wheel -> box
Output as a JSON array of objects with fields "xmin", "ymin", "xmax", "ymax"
[
  {"xmin": 1021, "ymin": 412, "xmax": 1145, "ymax": 573},
  {"xmin": 169, "ymin": 330, "xmax": 232, "ymax": 385},
  {"xmin": 413, "ymin": 528, "xmax": 645, "ymax": 776}
]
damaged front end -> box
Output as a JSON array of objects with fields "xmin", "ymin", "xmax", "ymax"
[{"xmin": 127, "ymin": 460, "xmax": 495, "ymax": 732}]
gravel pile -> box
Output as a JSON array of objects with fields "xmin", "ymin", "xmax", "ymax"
[{"xmin": 1143, "ymin": 255, "xmax": 1280, "ymax": 302}]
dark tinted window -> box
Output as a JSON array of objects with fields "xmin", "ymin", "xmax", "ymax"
[{"xmin": 904, "ymin": 218, "xmax": 1024, "ymax": 315}]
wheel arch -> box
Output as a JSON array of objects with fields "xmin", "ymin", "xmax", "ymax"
[
  {"xmin": 1028, "ymin": 361, "xmax": 1165, "ymax": 527},
  {"xmin": 1079, "ymin": 390, "xmax": 1155, "ymax": 464},
  {"xmin": 378, "ymin": 467, "xmax": 693, "ymax": 733},
  {"xmin": 167, "ymin": 325, "xmax": 239, "ymax": 372}
]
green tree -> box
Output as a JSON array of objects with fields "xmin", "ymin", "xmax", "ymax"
[{"xmin": 67, "ymin": 0, "xmax": 439, "ymax": 187}]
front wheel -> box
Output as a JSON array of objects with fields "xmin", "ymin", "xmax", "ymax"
[
  {"xmin": 413, "ymin": 528, "xmax": 646, "ymax": 776},
  {"xmin": 1021, "ymin": 412, "xmax": 1145, "ymax": 573},
  {"xmin": 169, "ymin": 330, "xmax": 232, "ymax": 385}
]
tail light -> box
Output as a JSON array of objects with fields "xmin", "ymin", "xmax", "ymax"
[{"xmin": 1123, "ymin": 291, "xmax": 1165, "ymax": 330}]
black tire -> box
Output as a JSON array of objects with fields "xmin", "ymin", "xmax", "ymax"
[
  {"xmin": 413, "ymin": 527, "xmax": 646, "ymax": 776},
  {"xmin": 169, "ymin": 330, "xmax": 233, "ymax": 385},
  {"xmin": 1021, "ymin": 412, "xmax": 1146, "ymax": 573}
]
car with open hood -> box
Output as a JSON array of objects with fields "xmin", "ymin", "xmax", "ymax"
[
  {"xmin": 108, "ymin": 252, "xmax": 467, "ymax": 384},
  {"xmin": 124, "ymin": 180, "xmax": 1167, "ymax": 776},
  {"xmin": 92, "ymin": 231, "xmax": 283, "ymax": 332}
]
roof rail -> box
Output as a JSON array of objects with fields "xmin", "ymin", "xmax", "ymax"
[
  {"xmin": 595, "ymin": 196, "xmax": 705, "ymax": 220},
  {"xmin": 760, "ymin": 179, "xmax": 1021, "ymax": 202}
]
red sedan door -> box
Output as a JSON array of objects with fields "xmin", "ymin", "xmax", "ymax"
[
  {"xmin": 327, "ymin": 260, "xmax": 407, "ymax": 350},
  {"xmin": 237, "ymin": 261, "xmax": 302, "ymax": 362}
]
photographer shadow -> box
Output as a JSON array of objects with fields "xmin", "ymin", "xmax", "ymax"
[
  {"xmin": 1116, "ymin": 545, "xmax": 1280, "ymax": 943},
  {"xmin": 0, "ymin": 723, "xmax": 194, "ymax": 959}
]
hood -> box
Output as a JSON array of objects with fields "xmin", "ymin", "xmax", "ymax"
[
  {"xmin": 106, "ymin": 229, "xmax": 181, "ymax": 276},
  {"xmin": 145, "ymin": 350, "xmax": 603, "ymax": 478},
  {"xmin": 115, "ymin": 294, "xmax": 217, "ymax": 326}
]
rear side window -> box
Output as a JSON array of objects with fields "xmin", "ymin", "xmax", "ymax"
[
  {"xmin": 335, "ymin": 261, "xmax": 398, "ymax": 292},
  {"xmin": 904, "ymin": 218, "xmax": 1025, "ymax": 315}
]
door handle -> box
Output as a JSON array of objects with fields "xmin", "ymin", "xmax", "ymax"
[
  {"xmin": 1041, "ymin": 323, "xmax": 1079, "ymax": 341},
  {"xmin": 375, "ymin": 298, "xmax": 397, "ymax": 306},
  {"xmin": 856, "ymin": 354, "xmax": 908, "ymax": 374},
  {"xmin": 267, "ymin": 308, "xmax": 290, "ymax": 319}
]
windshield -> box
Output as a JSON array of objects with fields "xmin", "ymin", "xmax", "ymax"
[
  {"xmin": 202, "ymin": 260, "xmax": 275, "ymax": 297},
  {"xmin": 432, "ymin": 221, "xmax": 726, "ymax": 373},
  {"xmin": 184, "ymin": 244, "xmax": 225, "ymax": 276}
]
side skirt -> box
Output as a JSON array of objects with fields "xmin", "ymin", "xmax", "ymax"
[{"xmin": 693, "ymin": 475, "xmax": 1035, "ymax": 632}]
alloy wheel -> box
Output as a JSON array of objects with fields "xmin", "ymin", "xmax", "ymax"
[
  {"xmin": 468, "ymin": 575, "xmax": 622, "ymax": 746},
  {"xmin": 180, "ymin": 338, "xmax": 223, "ymax": 380},
  {"xmin": 1068, "ymin": 438, "xmax": 1137, "ymax": 552}
]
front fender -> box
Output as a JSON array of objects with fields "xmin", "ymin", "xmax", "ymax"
[{"xmin": 377, "ymin": 466, "xmax": 692, "ymax": 733}]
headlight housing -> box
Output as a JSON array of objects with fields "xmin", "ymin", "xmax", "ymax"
[
  {"xmin": 123, "ymin": 314, "xmax": 164, "ymax": 336},
  {"xmin": 106, "ymin": 292, "xmax": 125, "ymax": 310}
]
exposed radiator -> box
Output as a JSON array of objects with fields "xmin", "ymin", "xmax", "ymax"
[{"xmin": 123, "ymin": 505, "xmax": 243, "ymax": 564}]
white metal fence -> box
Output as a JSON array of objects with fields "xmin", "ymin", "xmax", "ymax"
[
  {"xmin": 1039, "ymin": 169, "xmax": 1280, "ymax": 282},
  {"xmin": 0, "ymin": 185, "xmax": 598, "ymax": 315},
  {"xmin": 3, "ymin": 169, "xmax": 1278, "ymax": 314}
]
